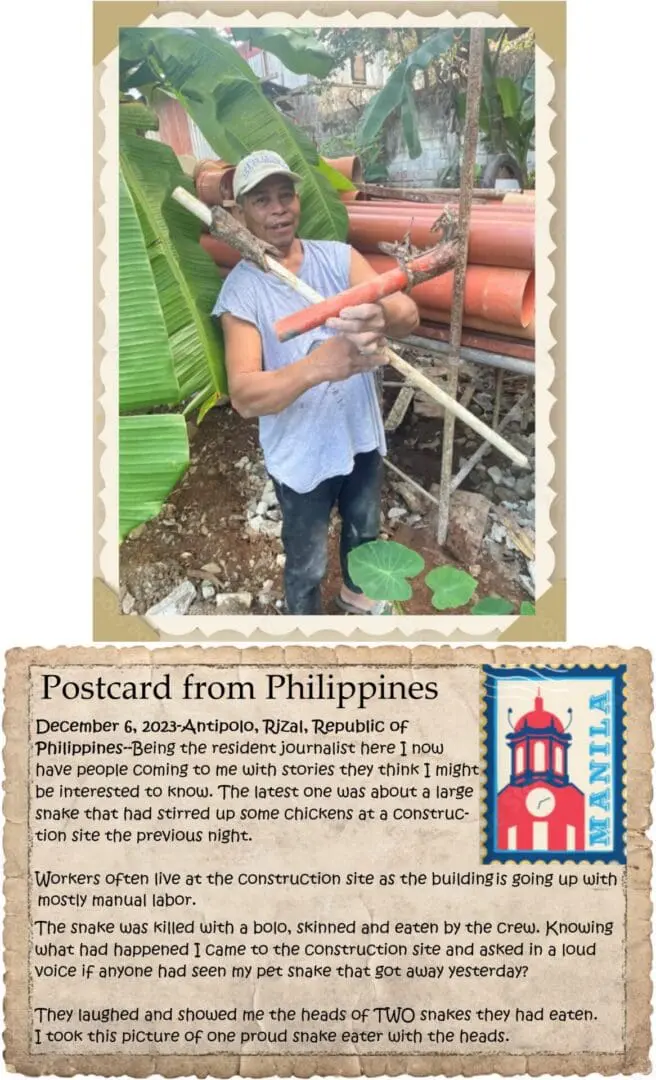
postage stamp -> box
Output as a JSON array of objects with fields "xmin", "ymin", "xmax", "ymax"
[{"xmin": 482, "ymin": 665, "xmax": 626, "ymax": 864}]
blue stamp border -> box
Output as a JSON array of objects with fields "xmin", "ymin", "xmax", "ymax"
[{"xmin": 481, "ymin": 664, "xmax": 627, "ymax": 865}]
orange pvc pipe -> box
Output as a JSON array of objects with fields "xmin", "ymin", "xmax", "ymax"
[
  {"xmin": 503, "ymin": 191, "xmax": 535, "ymax": 204},
  {"xmin": 339, "ymin": 190, "xmax": 366, "ymax": 202},
  {"xmin": 349, "ymin": 201, "xmax": 534, "ymax": 216},
  {"xmin": 415, "ymin": 321, "xmax": 535, "ymax": 362},
  {"xmin": 348, "ymin": 212, "xmax": 533, "ymax": 270},
  {"xmin": 200, "ymin": 234, "xmax": 240, "ymax": 268},
  {"xmin": 275, "ymin": 243, "xmax": 457, "ymax": 343},
  {"xmin": 364, "ymin": 253, "xmax": 533, "ymax": 328},
  {"xmin": 194, "ymin": 162, "xmax": 236, "ymax": 206},
  {"xmin": 324, "ymin": 156, "xmax": 363, "ymax": 183},
  {"xmin": 418, "ymin": 307, "xmax": 535, "ymax": 341}
]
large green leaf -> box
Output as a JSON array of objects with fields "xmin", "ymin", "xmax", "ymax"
[
  {"xmin": 347, "ymin": 541, "xmax": 425, "ymax": 602},
  {"xmin": 135, "ymin": 28, "xmax": 348, "ymax": 240},
  {"xmin": 230, "ymin": 27, "xmax": 337, "ymax": 78},
  {"xmin": 281, "ymin": 115, "xmax": 355, "ymax": 194},
  {"xmin": 425, "ymin": 566, "xmax": 477, "ymax": 611},
  {"xmin": 119, "ymin": 115, "xmax": 227, "ymax": 400},
  {"xmin": 119, "ymin": 172, "xmax": 180, "ymax": 413},
  {"xmin": 118, "ymin": 100, "xmax": 159, "ymax": 134},
  {"xmin": 400, "ymin": 85, "xmax": 422, "ymax": 159},
  {"xmin": 470, "ymin": 597, "xmax": 515, "ymax": 615},
  {"xmin": 495, "ymin": 77, "xmax": 521, "ymax": 120},
  {"xmin": 119, "ymin": 415, "xmax": 189, "ymax": 541},
  {"xmin": 357, "ymin": 29, "xmax": 457, "ymax": 153},
  {"xmin": 316, "ymin": 158, "xmax": 356, "ymax": 193}
]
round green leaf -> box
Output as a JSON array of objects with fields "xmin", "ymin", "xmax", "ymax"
[
  {"xmin": 520, "ymin": 601, "xmax": 536, "ymax": 616},
  {"xmin": 425, "ymin": 566, "xmax": 477, "ymax": 611},
  {"xmin": 471, "ymin": 596, "xmax": 515, "ymax": 615},
  {"xmin": 347, "ymin": 541, "xmax": 425, "ymax": 602}
]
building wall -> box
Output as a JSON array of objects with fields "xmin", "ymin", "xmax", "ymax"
[{"xmin": 383, "ymin": 89, "xmax": 535, "ymax": 186}]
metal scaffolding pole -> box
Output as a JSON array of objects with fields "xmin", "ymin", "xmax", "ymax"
[{"xmin": 436, "ymin": 28, "xmax": 486, "ymax": 545}]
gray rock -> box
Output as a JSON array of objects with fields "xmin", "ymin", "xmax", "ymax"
[
  {"xmin": 201, "ymin": 562, "xmax": 222, "ymax": 574},
  {"xmin": 276, "ymin": 554, "xmax": 286, "ymax": 568},
  {"xmin": 520, "ymin": 575, "xmax": 535, "ymax": 597},
  {"xmin": 201, "ymin": 581, "xmax": 216, "ymax": 600},
  {"xmin": 490, "ymin": 523, "xmax": 507, "ymax": 544},
  {"xmin": 256, "ymin": 501, "xmax": 268, "ymax": 517},
  {"xmin": 502, "ymin": 474, "xmax": 516, "ymax": 489},
  {"xmin": 146, "ymin": 580, "xmax": 197, "ymax": 617},
  {"xmin": 407, "ymin": 513, "xmax": 422, "ymax": 526},
  {"xmin": 215, "ymin": 591, "xmax": 253, "ymax": 614},
  {"xmin": 514, "ymin": 475, "xmax": 533, "ymax": 499},
  {"xmin": 236, "ymin": 456, "xmax": 249, "ymax": 470},
  {"xmin": 487, "ymin": 466, "xmax": 504, "ymax": 485},
  {"xmin": 495, "ymin": 486, "xmax": 517, "ymax": 502},
  {"xmin": 258, "ymin": 519, "xmax": 283, "ymax": 539},
  {"xmin": 388, "ymin": 507, "xmax": 407, "ymax": 520},
  {"xmin": 266, "ymin": 508, "xmax": 281, "ymax": 521},
  {"xmin": 262, "ymin": 579, "xmax": 274, "ymax": 592},
  {"xmin": 121, "ymin": 592, "xmax": 136, "ymax": 615},
  {"xmin": 260, "ymin": 485, "xmax": 279, "ymax": 510}
]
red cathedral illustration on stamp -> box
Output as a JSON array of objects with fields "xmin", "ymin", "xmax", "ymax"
[{"xmin": 482, "ymin": 666, "xmax": 626, "ymax": 863}]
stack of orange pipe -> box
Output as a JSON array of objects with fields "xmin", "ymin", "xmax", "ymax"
[
  {"xmin": 363, "ymin": 253, "xmax": 534, "ymax": 333},
  {"xmin": 197, "ymin": 166, "xmax": 536, "ymax": 344},
  {"xmin": 346, "ymin": 204, "xmax": 534, "ymax": 271},
  {"xmin": 345, "ymin": 197, "xmax": 535, "ymax": 342}
]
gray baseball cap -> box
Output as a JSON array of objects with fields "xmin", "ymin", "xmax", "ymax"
[{"xmin": 233, "ymin": 150, "xmax": 302, "ymax": 199}]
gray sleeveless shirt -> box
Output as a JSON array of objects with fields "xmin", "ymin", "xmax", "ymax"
[{"xmin": 212, "ymin": 240, "xmax": 386, "ymax": 494}]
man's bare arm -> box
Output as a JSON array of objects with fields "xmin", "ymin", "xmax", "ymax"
[{"xmin": 220, "ymin": 314, "xmax": 385, "ymax": 420}]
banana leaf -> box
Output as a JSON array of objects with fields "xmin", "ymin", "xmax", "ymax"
[
  {"xmin": 119, "ymin": 415, "xmax": 189, "ymax": 540},
  {"xmin": 280, "ymin": 115, "xmax": 355, "ymax": 194},
  {"xmin": 400, "ymin": 85, "xmax": 422, "ymax": 159},
  {"xmin": 130, "ymin": 28, "xmax": 348, "ymax": 241},
  {"xmin": 118, "ymin": 99, "xmax": 159, "ymax": 135},
  {"xmin": 495, "ymin": 77, "xmax": 521, "ymax": 119},
  {"xmin": 119, "ymin": 112, "xmax": 227, "ymax": 400},
  {"xmin": 357, "ymin": 29, "xmax": 457, "ymax": 152},
  {"xmin": 316, "ymin": 158, "xmax": 356, "ymax": 192},
  {"xmin": 230, "ymin": 27, "xmax": 337, "ymax": 78},
  {"xmin": 119, "ymin": 172, "xmax": 180, "ymax": 413}
]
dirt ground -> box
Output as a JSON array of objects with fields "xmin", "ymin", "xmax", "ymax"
[{"xmin": 120, "ymin": 348, "xmax": 535, "ymax": 618}]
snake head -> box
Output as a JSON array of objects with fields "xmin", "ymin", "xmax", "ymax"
[{"xmin": 431, "ymin": 206, "xmax": 460, "ymax": 244}]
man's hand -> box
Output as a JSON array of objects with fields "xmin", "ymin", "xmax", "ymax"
[
  {"xmin": 326, "ymin": 301, "xmax": 387, "ymax": 357},
  {"xmin": 311, "ymin": 333, "xmax": 387, "ymax": 384}
]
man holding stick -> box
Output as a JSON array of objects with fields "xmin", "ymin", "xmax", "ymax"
[{"xmin": 213, "ymin": 150, "xmax": 419, "ymax": 616}]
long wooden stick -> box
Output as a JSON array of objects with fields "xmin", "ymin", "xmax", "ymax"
[
  {"xmin": 358, "ymin": 183, "xmax": 507, "ymax": 203},
  {"xmin": 172, "ymin": 186, "xmax": 529, "ymax": 469},
  {"xmin": 438, "ymin": 28, "xmax": 486, "ymax": 543}
]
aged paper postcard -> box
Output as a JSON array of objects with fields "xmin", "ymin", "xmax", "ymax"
[
  {"xmin": 96, "ymin": 2, "xmax": 565, "ymax": 642},
  {"xmin": 4, "ymin": 645, "xmax": 650, "ymax": 1074}
]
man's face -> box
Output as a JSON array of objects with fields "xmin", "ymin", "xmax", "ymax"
[{"xmin": 236, "ymin": 175, "xmax": 301, "ymax": 250}]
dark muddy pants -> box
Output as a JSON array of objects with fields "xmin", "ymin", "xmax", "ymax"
[{"xmin": 272, "ymin": 450, "xmax": 383, "ymax": 615}]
